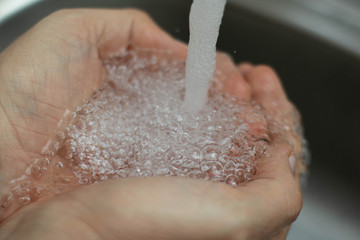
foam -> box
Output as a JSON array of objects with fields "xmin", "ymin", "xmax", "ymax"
[
  {"xmin": 58, "ymin": 51, "xmax": 269, "ymax": 186},
  {"xmin": 1, "ymin": 50, "xmax": 275, "ymax": 218}
]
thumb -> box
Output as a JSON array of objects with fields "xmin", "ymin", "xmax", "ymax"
[{"xmin": 241, "ymin": 141, "xmax": 303, "ymax": 238}]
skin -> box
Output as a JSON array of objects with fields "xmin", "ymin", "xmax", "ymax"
[{"xmin": 0, "ymin": 9, "xmax": 303, "ymax": 240}]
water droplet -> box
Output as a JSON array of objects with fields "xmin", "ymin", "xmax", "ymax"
[
  {"xmin": 37, "ymin": 157, "xmax": 50, "ymax": 167},
  {"xmin": 102, "ymin": 150, "xmax": 110, "ymax": 159},
  {"xmin": 58, "ymin": 131, "xmax": 66, "ymax": 140},
  {"xmin": 60, "ymin": 178, "xmax": 74, "ymax": 184},
  {"xmin": 74, "ymin": 117, "xmax": 86, "ymax": 131},
  {"xmin": 235, "ymin": 169, "xmax": 246, "ymax": 183},
  {"xmin": 246, "ymin": 166, "xmax": 257, "ymax": 176},
  {"xmin": 53, "ymin": 142, "xmax": 60, "ymax": 152},
  {"xmin": 65, "ymin": 139, "xmax": 76, "ymax": 150},
  {"xmin": 30, "ymin": 164, "xmax": 42, "ymax": 178},
  {"xmin": 35, "ymin": 186, "xmax": 46, "ymax": 195},
  {"xmin": 27, "ymin": 51, "xmax": 275, "ymax": 188},
  {"xmin": 12, "ymin": 185, "xmax": 30, "ymax": 197},
  {"xmin": 116, "ymin": 169, "xmax": 129, "ymax": 178},
  {"xmin": 139, "ymin": 170, "xmax": 153, "ymax": 177},
  {"xmin": 164, "ymin": 147, "xmax": 188, "ymax": 163},
  {"xmin": 87, "ymin": 120, "xmax": 98, "ymax": 131},
  {"xmin": 18, "ymin": 196, "xmax": 31, "ymax": 205},
  {"xmin": 202, "ymin": 144, "xmax": 222, "ymax": 161},
  {"xmin": 1, "ymin": 193, "xmax": 13, "ymax": 208},
  {"xmin": 54, "ymin": 162, "xmax": 64, "ymax": 170},
  {"xmin": 79, "ymin": 177, "xmax": 91, "ymax": 185},
  {"xmin": 225, "ymin": 174, "xmax": 239, "ymax": 187},
  {"xmin": 182, "ymin": 159, "xmax": 199, "ymax": 169},
  {"xmin": 224, "ymin": 161, "xmax": 236, "ymax": 172}
]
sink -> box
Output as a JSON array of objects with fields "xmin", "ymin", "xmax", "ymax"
[{"xmin": 1, "ymin": 0, "xmax": 359, "ymax": 239}]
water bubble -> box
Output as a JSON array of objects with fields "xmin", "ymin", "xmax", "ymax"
[
  {"xmin": 18, "ymin": 196, "xmax": 31, "ymax": 205},
  {"xmin": 58, "ymin": 131, "xmax": 66, "ymax": 140},
  {"xmin": 224, "ymin": 161, "xmax": 236, "ymax": 172},
  {"xmin": 116, "ymin": 169, "xmax": 129, "ymax": 178},
  {"xmin": 188, "ymin": 147, "xmax": 202, "ymax": 161},
  {"xmin": 200, "ymin": 161, "xmax": 222, "ymax": 172},
  {"xmin": 12, "ymin": 185, "xmax": 30, "ymax": 197},
  {"xmin": 225, "ymin": 174, "xmax": 239, "ymax": 187},
  {"xmin": 59, "ymin": 178, "xmax": 75, "ymax": 184},
  {"xmin": 201, "ymin": 144, "xmax": 222, "ymax": 161},
  {"xmin": 188, "ymin": 171, "xmax": 206, "ymax": 179},
  {"xmin": 37, "ymin": 157, "xmax": 50, "ymax": 167},
  {"xmin": 54, "ymin": 162, "xmax": 64, "ymax": 170},
  {"xmin": 182, "ymin": 159, "xmax": 199, "ymax": 169},
  {"xmin": 34, "ymin": 186, "xmax": 46, "ymax": 195},
  {"xmin": 79, "ymin": 177, "xmax": 92, "ymax": 185},
  {"xmin": 29, "ymin": 164, "xmax": 42, "ymax": 178},
  {"xmin": 164, "ymin": 147, "xmax": 189, "ymax": 164},
  {"xmin": 87, "ymin": 119, "xmax": 98, "ymax": 131},
  {"xmin": 49, "ymin": 51, "xmax": 276, "ymax": 188},
  {"xmin": 235, "ymin": 169, "xmax": 246, "ymax": 183},
  {"xmin": 246, "ymin": 166, "xmax": 257, "ymax": 176},
  {"xmin": 74, "ymin": 117, "xmax": 86, "ymax": 131},
  {"xmin": 1, "ymin": 193, "xmax": 13, "ymax": 208},
  {"xmin": 139, "ymin": 170, "xmax": 153, "ymax": 177},
  {"xmin": 207, "ymin": 162, "xmax": 224, "ymax": 180}
]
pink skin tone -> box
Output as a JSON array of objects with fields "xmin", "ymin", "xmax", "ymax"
[{"xmin": 0, "ymin": 9, "xmax": 303, "ymax": 240}]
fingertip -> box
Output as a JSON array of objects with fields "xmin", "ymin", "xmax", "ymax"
[
  {"xmin": 216, "ymin": 53, "xmax": 252, "ymax": 100},
  {"xmin": 245, "ymin": 65, "xmax": 289, "ymax": 112},
  {"xmin": 237, "ymin": 62, "xmax": 253, "ymax": 77},
  {"xmin": 224, "ymin": 73, "xmax": 251, "ymax": 100}
]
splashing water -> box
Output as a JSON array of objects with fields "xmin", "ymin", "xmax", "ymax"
[
  {"xmin": 1, "ymin": 51, "xmax": 275, "ymax": 219},
  {"xmin": 0, "ymin": 1, "xmax": 307, "ymax": 222},
  {"xmin": 184, "ymin": 0, "xmax": 227, "ymax": 112}
]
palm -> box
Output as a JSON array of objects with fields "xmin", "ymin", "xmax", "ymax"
[
  {"xmin": 2, "ymin": 39, "xmax": 104, "ymax": 163},
  {"xmin": 0, "ymin": 9, "xmax": 185, "ymax": 186}
]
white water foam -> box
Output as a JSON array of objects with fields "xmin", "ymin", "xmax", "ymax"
[{"xmin": 55, "ymin": 51, "xmax": 269, "ymax": 187}]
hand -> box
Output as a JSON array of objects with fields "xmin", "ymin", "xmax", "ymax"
[{"xmin": 0, "ymin": 9, "xmax": 304, "ymax": 240}]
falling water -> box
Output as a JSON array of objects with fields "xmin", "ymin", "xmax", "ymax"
[{"xmin": 184, "ymin": 0, "xmax": 227, "ymax": 112}]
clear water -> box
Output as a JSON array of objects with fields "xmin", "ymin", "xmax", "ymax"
[
  {"xmin": 1, "ymin": 0, "xmax": 308, "ymax": 224},
  {"xmin": 1, "ymin": 50, "xmax": 274, "ymax": 219}
]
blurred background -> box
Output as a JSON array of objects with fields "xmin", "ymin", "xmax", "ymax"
[{"xmin": 1, "ymin": 0, "xmax": 359, "ymax": 239}]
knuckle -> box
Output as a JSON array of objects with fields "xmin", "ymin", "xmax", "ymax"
[
  {"xmin": 125, "ymin": 8, "xmax": 152, "ymax": 20},
  {"xmin": 217, "ymin": 51, "xmax": 233, "ymax": 61},
  {"xmin": 47, "ymin": 9, "xmax": 88, "ymax": 24},
  {"xmin": 251, "ymin": 65, "xmax": 278, "ymax": 81},
  {"xmin": 255, "ymin": 64, "xmax": 276, "ymax": 75},
  {"xmin": 49, "ymin": 8, "xmax": 78, "ymax": 18}
]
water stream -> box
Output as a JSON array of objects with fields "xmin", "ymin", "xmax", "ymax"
[{"xmin": 184, "ymin": 0, "xmax": 227, "ymax": 112}]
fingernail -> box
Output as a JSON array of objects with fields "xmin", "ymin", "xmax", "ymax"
[{"xmin": 289, "ymin": 154, "xmax": 296, "ymax": 176}]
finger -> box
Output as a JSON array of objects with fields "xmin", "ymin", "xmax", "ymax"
[
  {"xmin": 245, "ymin": 65, "xmax": 292, "ymax": 114},
  {"xmin": 24, "ymin": 8, "xmax": 187, "ymax": 62},
  {"xmin": 237, "ymin": 62, "xmax": 254, "ymax": 77},
  {"xmin": 216, "ymin": 53, "xmax": 251, "ymax": 100},
  {"xmin": 19, "ymin": 177, "xmax": 257, "ymax": 240},
  {"xmin": 87, "ymin": 9, "xmax": 188, "ymax": 59}
]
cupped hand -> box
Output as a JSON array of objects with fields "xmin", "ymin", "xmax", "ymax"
[{"xmin": 0, "ymin": 9, "xmax": 304, "ymax": 240}]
